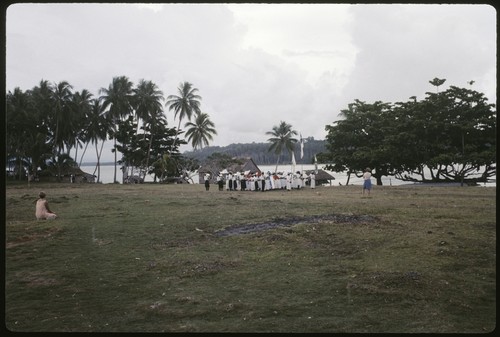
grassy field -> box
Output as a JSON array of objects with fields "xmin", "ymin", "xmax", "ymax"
[{"xmin": 4, "ymin": 182, "xmax": 496, "ymax": 333}]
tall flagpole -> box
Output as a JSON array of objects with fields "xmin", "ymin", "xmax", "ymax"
[{"xmin": 300, "ymin": 133, "xmax": 304, "ymax": 173}]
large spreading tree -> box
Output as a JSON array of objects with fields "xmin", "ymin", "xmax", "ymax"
[{"xmin": 320, "ymin": 79, "xmax": 496, "ymax": 185}]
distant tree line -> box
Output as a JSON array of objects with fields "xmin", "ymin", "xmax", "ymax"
[
  {"xmin": 6, "ymin": 77, "xmax": 215, "ymax": 183},
  {"xmin": 318, "ymin": 79, "xmax": 496, "ymax": 185},
  {"xmin": 184, "ymin": 137, "xmax": 326, "ymax": 166},
  {"xmin": 7, "ymin": 76, "xmax": 495, "ymax": 187}
]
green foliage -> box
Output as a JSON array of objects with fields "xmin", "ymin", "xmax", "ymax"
[
  {"xmin": 151, "ymin": 153, "xmax": 175, "ymax": 182},
  {"xmin": 184, "ymin": 112, "xmax": 217, "ymax": 150},
  {"xmin": 115, "ymin": 116, "xmax": 185, "ymax": 181},
  {"xmin": 6, "ymin": 77, "xmax": 217, "ymax": 183},
  {"xmin": 266, "ymin": 121, "xmax": 299, "ymax": 155},
  {"xmin": 322, "ymin": 100, "xmax": 394, "ymax": 185},
  {"xmin": 6, "ymin": 87, "xmax": 51, "ymax": 178},
  {"xmin": 429, "ymin": 77, "xmax": 447, "ymax": 92},
  {"xmin": 199, "ymin": 153, "xmax": 245, "ymax": 178},
  {"xmin": 165, "ymin": 81, "xmax": 203, "ymax": 148},
  {"xmin": 321, "ymin": 80, "xmax": 496, "ymax": 184},
  {"xmin": 265, "ymin": 121, "xmax": 299, "ymax": 172}
]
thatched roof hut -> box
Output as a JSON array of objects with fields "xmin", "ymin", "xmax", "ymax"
[
  {"xmin": 198, "ymin": 157, "xmax": 261, "ymax": 183},
  {"xmin": 306, "ymin": 169, "xmax": 335, "ymax": 185},
  {"xmin": 40, "ymin": 166, "xmax": 96, "ymax": 183}
]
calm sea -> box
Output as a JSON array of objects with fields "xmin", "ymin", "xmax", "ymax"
[{"xmin": 79, "ymin": 163, "xmax": 454, "ymax": 187}]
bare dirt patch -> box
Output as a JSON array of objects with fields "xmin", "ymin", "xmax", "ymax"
[
  {"xmin": 6, "ymin": 226, "xmax": 63, "ymax": 249},
  {"xmin": 214, "ymin": 213, "xmax": 377, "ymax": 237}
]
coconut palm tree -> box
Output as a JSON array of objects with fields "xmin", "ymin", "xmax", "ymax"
[
  {"xmin": 165, "ymin": 81, "xmax": 202, "ymax": 148},
  {"xmin": 27, "ymin": 80, "xmax": 54, "ymax": 177},
  {"xmin": 6, "ymin": 87, "xmax": 40, "ymax": 179},
  {"xmin": 184, "ymin": 111, "xmax": 217, "ymax": 150},
  {"xmin": 132, "ymin": 80, "xmax": 165, "ymax": 179},
  {"xmin": 99, "ymin": 76, "xmax": 134, "ymax": 183},
  {"xmin": 81, "ymin": 99, "xmax": 110, "ymax": 183},
  {"xmin": 133, "ymin": 79, "xmax": 164, "ymax": 132},
  {"xmin": 152, "ymin": 153, "xmax": 171, "ymax": 182},
  {"xmin": 50, "ymin": 81, "xmax": 74, "ymax": 181},
  {"xmin": 266, "ymin": 120, "xmax": 298, "ymax": 173},
  {"xmin": 70, "ymin": 89, "xmax": 93, "ymax": 165}
]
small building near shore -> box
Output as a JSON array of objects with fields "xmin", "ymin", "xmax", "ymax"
[
  {"xmin": 37, "ymin": 166, "xmax": 96, "ymax": 183},
  {"xmin": 305, "ymin": 169, "xmax": 335, "ymax": 186},
  {"xmin": 198, "ymin": 157, "xmax": 261, "ymax": 184}
]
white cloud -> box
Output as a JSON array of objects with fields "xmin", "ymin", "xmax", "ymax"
[
  {"xmin": 340, "ymin": 4, "xmax": 496, "ymax": 105},
  {"xmin": 228, "ymin": 3, "xmax": 358, "ymax": 89},
  {"xmin": 6, "ymin": 3, "xmax": 496, "ymax": 164}
]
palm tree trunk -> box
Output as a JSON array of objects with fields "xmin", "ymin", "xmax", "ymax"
[
  {"xmin": 56, "ymin": 149, "xmax": 63, "ymax": 182},
  {"xmin": 171, "ymin": 119, "xmax": 182, "ymax": 149},
  {"xmin": 113, "ymin": 136, "xmax": 117, "ymax": 183},
  {"xmin": 94, "ymin": 141, "xmax": 104, "ymax": 183},
  {"xmin": 54, "ymin": 120, "xmax": 62, "ymax": 182},
  {"xmin": 79, "ymin": 142, "xmax": 90, "ymax": 167},
  {"xmin": 74, "ymin": 140, "xmax": 79, "ymax": 165},
  {"xmin": 143, "ymin": 134, "xmax": 154, "ymax": 181},
  {"xmin": 93, "ymin": 144, "xmax": 99, "ymax": 180}
]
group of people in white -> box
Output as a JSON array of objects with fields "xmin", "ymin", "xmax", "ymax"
[{"xmin": 204, "ymin": 171, "xmax": 316, "ymax": 191}]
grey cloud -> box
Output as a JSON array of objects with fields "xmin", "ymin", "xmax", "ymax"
[{"xmin": 6, "ymin": 4, "xmax": 496, "ymax": 163}]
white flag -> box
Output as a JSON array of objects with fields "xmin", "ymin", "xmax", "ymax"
[{"xmin": 300, "ymin": 134, "xmax": 304, "ymax": 159}]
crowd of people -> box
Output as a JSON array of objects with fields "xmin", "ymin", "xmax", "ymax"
[
  {"xmin": 33, "ymin": 168, "xmax": 372, "ymax": 220},
  {"xmin": 204, "ymin": 171, "xmax": 316, "ymax": 191}
]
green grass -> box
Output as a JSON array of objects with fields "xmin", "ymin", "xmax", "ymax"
[{"xmin": 4, "ymin": 182, "xmax": 496, "ymax": 332}]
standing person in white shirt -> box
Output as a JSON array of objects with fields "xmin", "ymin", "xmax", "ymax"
[
  {"xmin": 362, "ymin": 167, "xmax": 372, "ymax": 196},
  {"xmin": 217, "ymin": 174, "xmax": 224, "ymax": 191},
  {"xmin": 240, "ymin": 172, "xmax": 247, "ymax": 191},
  {"xmin": 233, "ymin": 171, "xmax": 239, "ymax": 191},
  {"xmin": 227, "ymin": 172, "xmax": 233, "ymax": 191},
  {"xmin": 286, "ymin": 173, "xmax": 292, "ymax": 191},
  {"xmin": 310, "ymin": 172, "xmax": 316, "ymax": 189},
  {"xmin": 204, "ymin": 173, "xmax": 211, "ymax": 191}
]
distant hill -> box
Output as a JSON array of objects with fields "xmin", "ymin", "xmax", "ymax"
[
  {"xmin": 183, "ymin": 138, "xmax": 326, "ymax": 165},
  {"xmin": 81, "ymin": 139, "xmax": 326, "ymax": 166}
]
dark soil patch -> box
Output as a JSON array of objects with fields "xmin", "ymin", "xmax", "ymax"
[
  {"xmin": 214, "ymin": 213, "xmax": 377, "ymax": 237},
  {"xmin": 6, "ymin": 226, "xmax": 63, "ymax": 249}
]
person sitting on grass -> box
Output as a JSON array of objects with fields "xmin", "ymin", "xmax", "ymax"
[{"xmin": 35, "ymin": 191, "xmax": 57, "ymax": 220}]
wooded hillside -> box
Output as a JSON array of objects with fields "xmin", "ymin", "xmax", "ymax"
[{"xmin": 183, "ymin": 138, "xmax": 326, "ymax": 165}]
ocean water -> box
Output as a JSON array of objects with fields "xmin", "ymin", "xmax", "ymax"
[
  {"xmin": 79, "ymin": 163, "xmax": 467, "ymax": 187},
  {"xmin": 80, "ymin": 164, "xmax": 156, "ymax": 184}
]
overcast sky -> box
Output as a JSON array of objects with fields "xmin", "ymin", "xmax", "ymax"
[{"xmin": 5, "ymin": 3, "xmax": 496, "ymax": 163}]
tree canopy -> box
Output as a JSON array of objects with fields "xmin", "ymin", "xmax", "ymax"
[
  {"xmin": 266, "ymin": 121, "xmax": 299, "ymax": 173},
  {"xmin": 319, "ymin": 80, "xmax": 496, "ymax": 185},
  {"xmin": 6, "ymin": 77, "xmax": 216, "ymax": 183}
]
